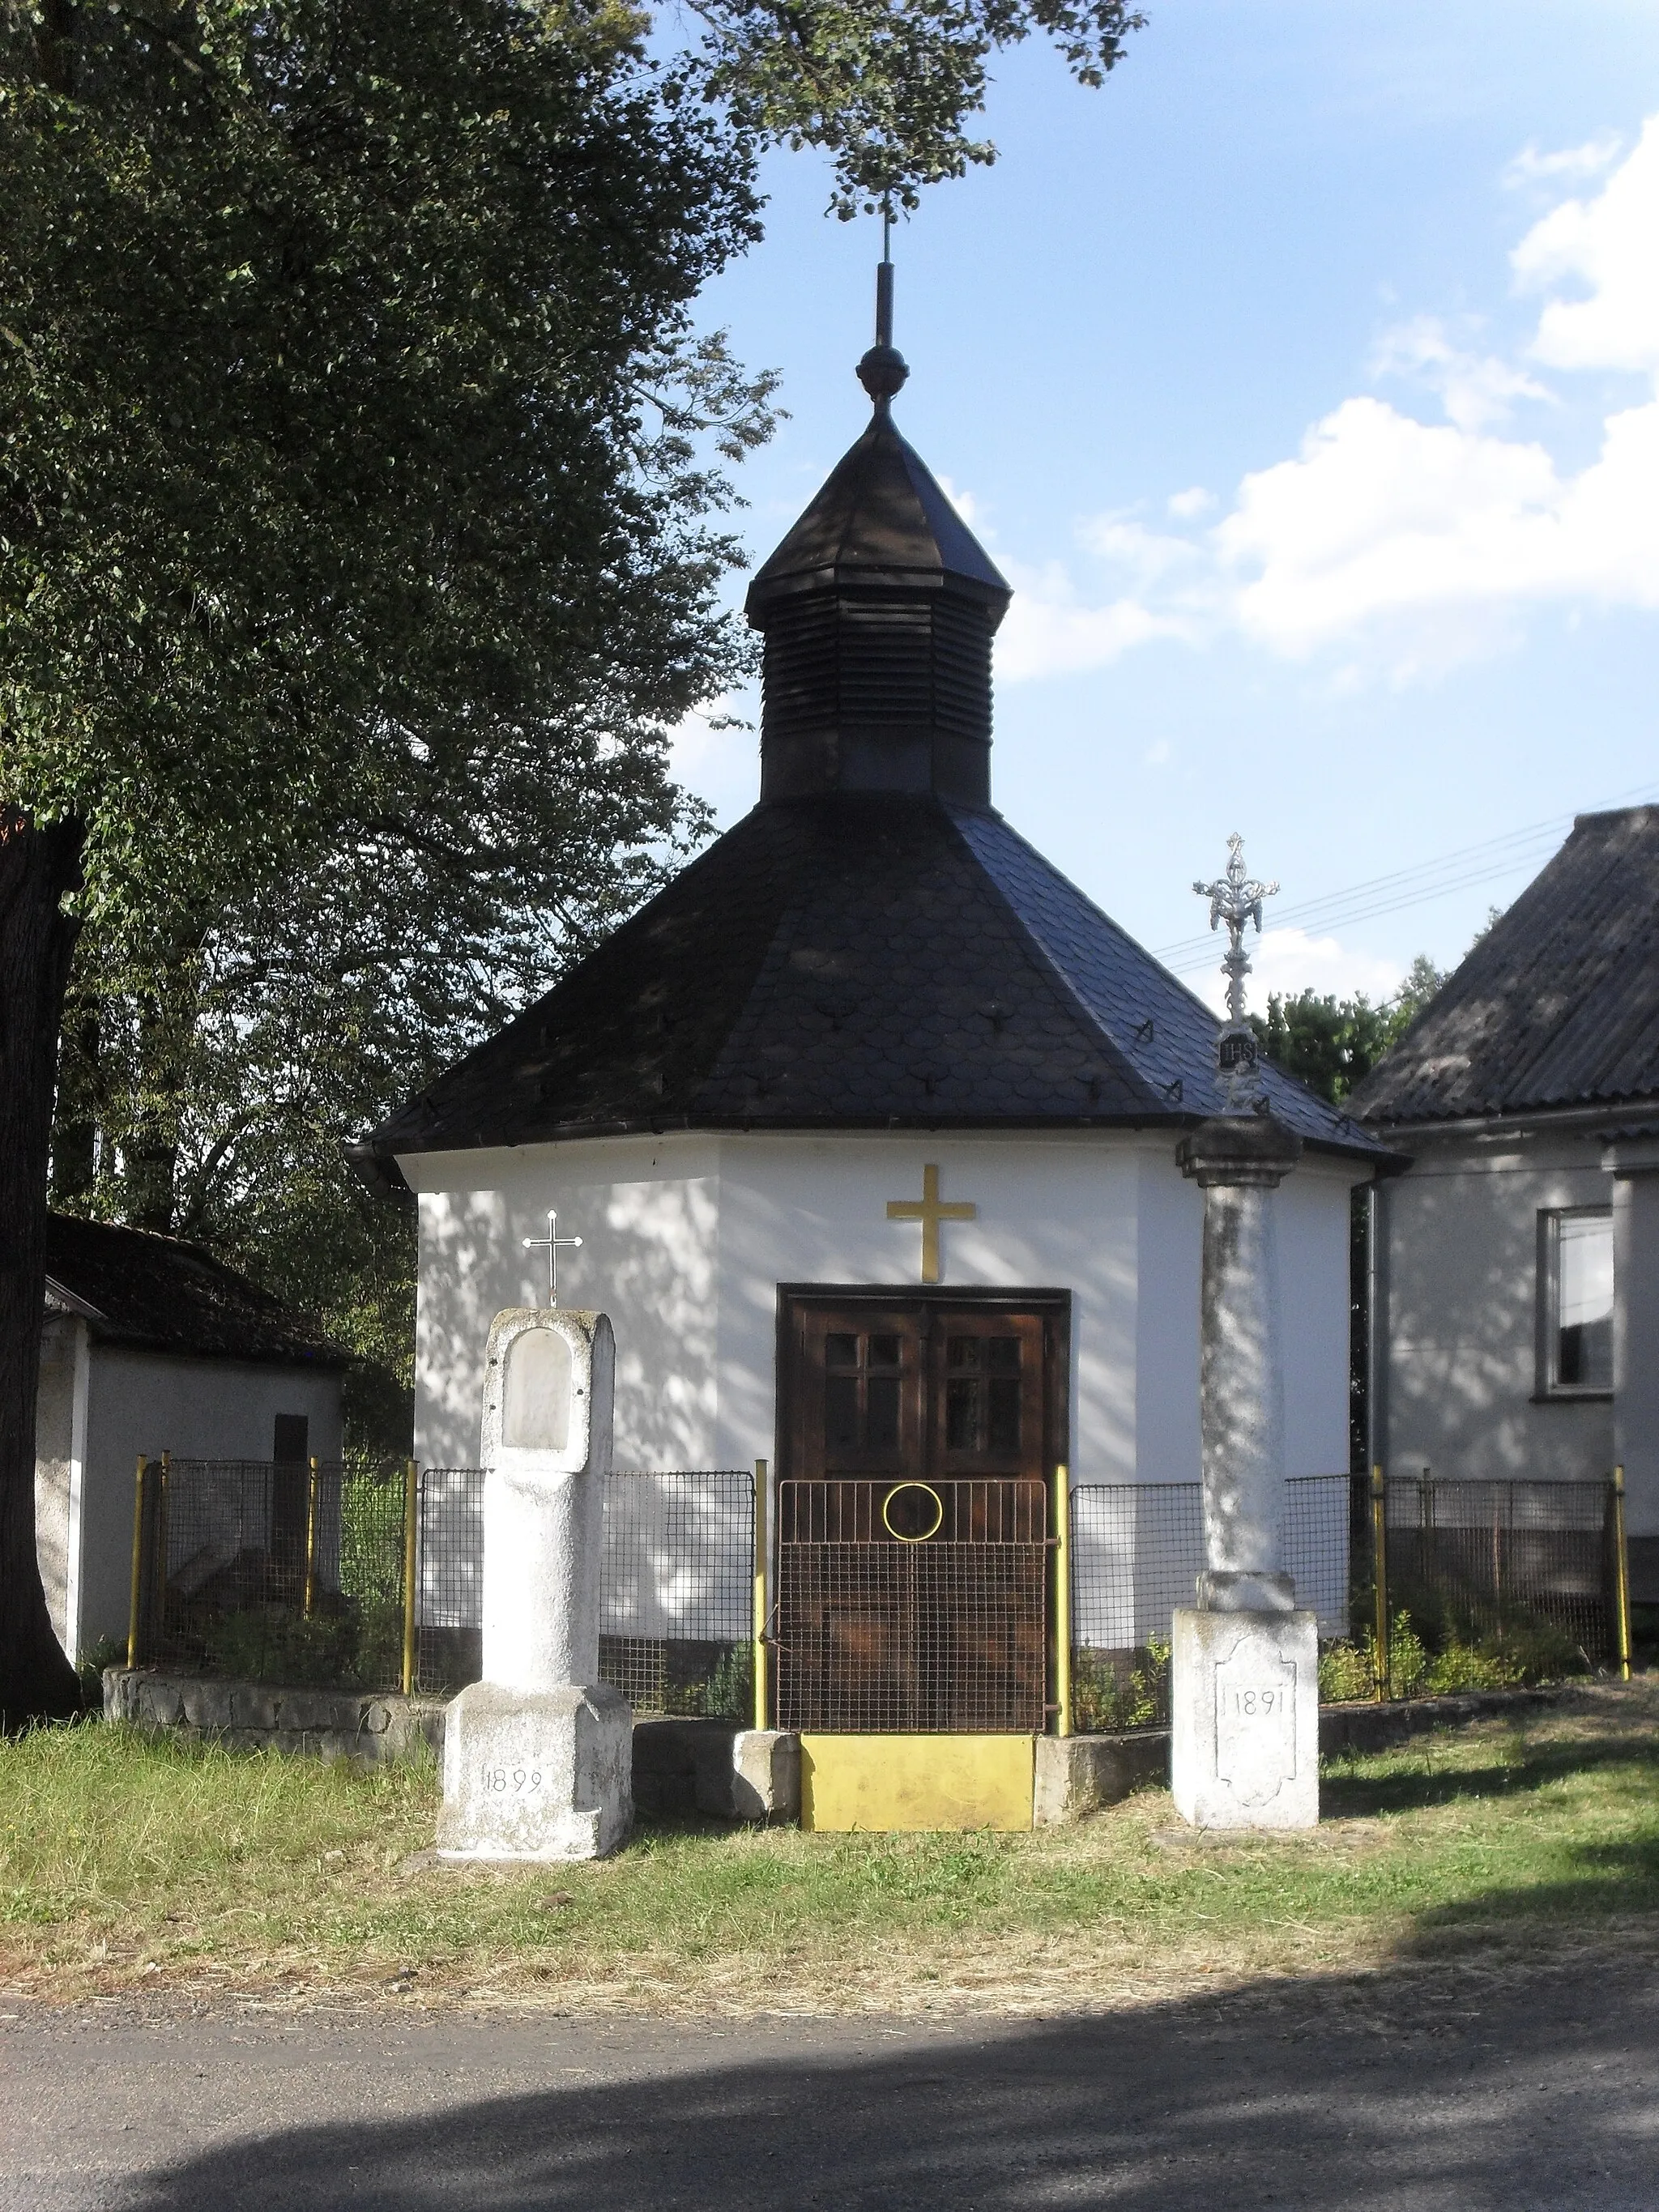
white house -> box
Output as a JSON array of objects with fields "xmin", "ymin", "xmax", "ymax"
[
  {"xmin": 354, "ymin": 302, "xmax": 1388, "ymax": 1741},
  {"xmin": 36, "ymin": 1213, "xmax": 345, "ymax": 1664},
  {"xmin": 1353, "ymin": 803, "xmax": 1659, "ymax": 1607}
]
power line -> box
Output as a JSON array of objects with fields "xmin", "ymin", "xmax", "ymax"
[{"xmin": 1153, "ymin": 779, "xmax": 1659, "ymax": 976}]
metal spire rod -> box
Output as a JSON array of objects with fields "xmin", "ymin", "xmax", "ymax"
[{"xmin": 876, "ymin": 208, "xmax": 894, "ymax": 350}]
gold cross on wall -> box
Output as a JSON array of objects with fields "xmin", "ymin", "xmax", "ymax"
[{"xmin": 887, "ymin": 1164, "xmax": 977, "ymax": 1285}]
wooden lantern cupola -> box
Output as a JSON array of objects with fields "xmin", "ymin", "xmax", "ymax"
[{"xmin": 744, "ymin": 258, "xmax": 1011, "ymax": 811}]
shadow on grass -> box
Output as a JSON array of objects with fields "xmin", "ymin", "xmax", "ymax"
[
  {"xmin": 1322, "ymin": 1729, "xmax": 1659, "ymax": 1819},
  {"xmin": 1397, "ymin": 1835, "xmax": 1659, "ymax": 1951}
]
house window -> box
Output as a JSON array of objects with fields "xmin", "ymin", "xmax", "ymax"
[{"xmin": 1540, "ymin": 1208, "xmax": 1614, "ymax": 1396}]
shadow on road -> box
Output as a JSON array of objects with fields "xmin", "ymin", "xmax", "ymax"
[{"xmin": 115, "ymin": 1946, "xmax": 1659, "ymax": 2211}]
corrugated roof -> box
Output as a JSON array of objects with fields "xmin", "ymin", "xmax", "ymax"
[
  {"xmin": 359, "ymin": 793, "xmax": 1388, "ymax": 1167},
  {"xmin": 1351, "ymin": 804, "xmax": 1659, "ymax": 1127},
  {"xmin": 44, "ymin": 1214, "xmax": 346, "ymax": 1366}
]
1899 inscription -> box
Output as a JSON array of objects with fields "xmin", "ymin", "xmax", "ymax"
[{"xmin": 481, "ymin": 1766, "xmax": 545, "ymax": 1794}]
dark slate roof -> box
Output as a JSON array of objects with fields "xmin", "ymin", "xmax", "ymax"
[
  {"xmin": 360, "ymin": 794, "xmax": 1387, "ymax": 1169},
  {"xmin": 746, "ymin": 411, "xmax": 1009, "ymax": 608},
  {"xmin": 1351, "ymin": 804, "xmax": 1659, "ymax": 1127},
  {"xmin": 44, "ymin": 1214, "xmax": 346, "ymax": 1366}
]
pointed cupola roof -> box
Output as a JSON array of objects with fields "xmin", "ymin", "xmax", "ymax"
[
  {"xmin": 353, "ymin": 260, "xmax": 1394, "ymax": 1189},
  {"xmin": 744, "ymin": 258, "xmax": 1010, "ymax": 808}
]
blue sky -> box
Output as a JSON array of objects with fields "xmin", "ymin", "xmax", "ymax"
[{"xmin": 670, "ymin": 1, "xmax": 1659, "ymax": 1013}]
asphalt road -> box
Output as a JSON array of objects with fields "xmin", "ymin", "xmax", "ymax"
[{"xmin": 3, "ymin": 1950, "xmax": 1655, "ymax": 2210}]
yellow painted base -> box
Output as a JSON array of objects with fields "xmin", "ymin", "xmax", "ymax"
[{"xmin": 799, "ymin": 1733, "xmax": 1035, "ymax": 1832}]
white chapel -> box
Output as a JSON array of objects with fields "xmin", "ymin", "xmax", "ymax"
[{"xmin": 355, "ymin": 285, "xmax": 1388, "ymax": 1707}]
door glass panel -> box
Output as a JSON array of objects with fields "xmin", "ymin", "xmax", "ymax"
[
  {"xmin": 947, "ymin": 1336, "xmax": 980, "ymax": 1370},
  {"xmin": 825, "ymin": 1332, "xmax": 859, "ymax": 1368},
  {"xmin": 868, "ymin": 1334, "xmax": 901, "ymax": 1370},
  {"xmin": 825, "ymin": 1374, "xmax": 859, "ymax": 1450},
  {"xmin": 867, "ymin": 1375, "xmax": 900, "ymax": 1450},
  {"xmin": 945, "ymin": 1376, "xmax": 979, "ymax": 1451},
  {"xmin": 987, "ymin": 1379, "xmax": 1021, "ymax": 1452},
  {"xmin": 987, "ymin": 1338, "xmax": 1021, "ymax": 1374}
]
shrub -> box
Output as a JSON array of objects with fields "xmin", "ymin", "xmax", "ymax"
[{"xmin": 1073, "ymin": 1639, "xmax": 1170, "ymax": 1733}]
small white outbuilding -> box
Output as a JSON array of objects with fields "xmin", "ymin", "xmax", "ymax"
[{"xmin": 35, "ymin": 1214, "xmax": 345, "ymax": 1664}]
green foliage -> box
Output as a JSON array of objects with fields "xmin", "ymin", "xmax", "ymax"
[
  {"xmin": 199, "ymin": 1598, "xmax": 402, "ymax": 1690},
  {"xmin": 75, "ymin": 1634, "xmax": 128, "ymax": 1707},
  {"xmin": 1317, "ymin": 1638, "xmax": 1376, "ymax": 1704},
  {"xmin": 1320, "ymin": 1608, "xmax": 1587, "ymax": 1704},
  {"xmin": 695, "ymin": 1640, "xmax": 754, "ymax": 1722},
  {"xmin": 1073, "ymin": 1638, "xmax": 1169, "ymax": 1733},
  {"xmin": 5, "ymin": 0, "xmax": 778, "ymax": 1387},
  {"xmin": 693, "ymin": 0, "xmax": 1145, "ymax": 215}
]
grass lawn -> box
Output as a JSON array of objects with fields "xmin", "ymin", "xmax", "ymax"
[{"xmin": 3, "ymin": 1681, "xmax": 1657, "ymax": 2016}]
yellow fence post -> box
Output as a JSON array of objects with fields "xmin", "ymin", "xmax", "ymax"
[
  {"xmin": 1371, "ymin": 1464, "xmax": 1390, "ymax": 1700},
  {"xmin": 126, "ymin": 1456, "xmax": 147, "ymax": 1669},
  {"xmin": 1053, "ymin": 1462, "xmax": 1073, "ymax": 1738},
  {"xmin": 401, "ymin": 1458, "xmax": 419, "ymax": 1698},
  {"xmin": 753, "ymin": 1459, "xmax": 769, "ymax": 1732},
  {"xmin": 303, "ymin": 1457, "xmax": 320, "ymax": 1620},
  {"xmin": 1613, "ymin": 1464, "xmax": 1633, "ymax": 1684}
]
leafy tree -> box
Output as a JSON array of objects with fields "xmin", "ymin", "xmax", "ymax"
[
  {"xmin": 1252, "ymin": 956, "xmax": 1451, "ymax": 1107},
  {"xmin": 0, "ymin": 0, "xmax": 769, "ymax": 1720},
  {"xmin": 0, "ymin": 0, "xmax": 1144, "ymax": 1719}
]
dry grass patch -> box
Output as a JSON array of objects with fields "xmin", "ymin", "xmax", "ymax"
[{"xmin": 4, "ymin": 1680, "xmax": 1657, "ymax": 2015}]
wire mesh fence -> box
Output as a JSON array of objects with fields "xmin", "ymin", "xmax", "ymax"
[
  {"xmin": 774, "ymin": 1477, "xmax": 1049, "ymax": 1733},
  {"xmin": 127, "ymin": 1456, "xmax": 1625, "ymax": 1728},
  {"xmin": 412, "ymin": 1467, "xmax": 756, "ymax": 1718},
  {"xmin": 1380, "ymin": 1474, "xmax": 1616, "ymax": 1676},
  {"xmin": 1067, "ymin": 1476, "xmax": 1351, "ymax": 1732},
  {"xmin": 129, "ymin": 1459, "xmax": 755, "ymax": 1711},
  {"xmin": 128, "ymin": 1456, "xmax": 408, "ymax": 1688},
  {"xmin": 1066, "ymin": 1471, "xmax": 1624, "ymax": 1730}
]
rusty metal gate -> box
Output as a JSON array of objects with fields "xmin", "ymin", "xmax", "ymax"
[{"xmin": 774, "ymin": 1476, "xmax": 1049, "ymax": 1732}]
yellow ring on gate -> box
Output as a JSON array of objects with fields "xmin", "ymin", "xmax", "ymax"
[{"xmin": 882, "ymin": 1481, "xmax": 945, "ymax": 1544}]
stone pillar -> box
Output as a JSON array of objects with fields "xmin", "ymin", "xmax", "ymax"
[
  {"xmin": 1171, "ymin": 1114, "xmax": 1319, "ymax": 1830},
  {"xmin": 437, "ymin": 1308, "xmax": 633, "ymax": 1862}
]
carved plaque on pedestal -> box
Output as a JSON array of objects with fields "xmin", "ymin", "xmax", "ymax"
[{"xmin": 1213, "ymin": 1647, "xmax": 1298, "ymax": 1809}]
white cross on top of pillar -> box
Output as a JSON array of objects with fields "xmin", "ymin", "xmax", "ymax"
[
  {"xmin": 886, "ymin": 1163, "xmax": 976, "ymax": 1285},
  {"xmin": 522, "ymin": 1209, "xmax": 582, "ymax": 1306}
]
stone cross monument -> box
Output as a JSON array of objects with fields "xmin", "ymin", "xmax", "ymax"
[
  {"xmin": 1169, "ymin": 836, "xmax": 1319, "ymax": 1830},
  {"xmin": 437, "ymin": 1298, "xmax": 633, "ymax": 1861}
]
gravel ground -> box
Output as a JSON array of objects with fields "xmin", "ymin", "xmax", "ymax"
[{"xmin": 3, "ymin": 1941, "xmax": 1656, "ymax": 2210}]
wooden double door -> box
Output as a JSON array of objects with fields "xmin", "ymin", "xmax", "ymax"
[{"xmin": 774, "ymin": 1289, "xmax": 1068, "ymax": 1733}]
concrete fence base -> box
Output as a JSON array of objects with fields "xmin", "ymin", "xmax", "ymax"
[{"xmin": 105, "ymin": 1668, "xmax": 1571, "ymax": 1815}]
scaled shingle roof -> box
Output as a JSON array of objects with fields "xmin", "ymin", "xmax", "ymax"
[
  {"xmin": 44, "ymin": 1214, "xmax": 345, "ymax": 1366},
  {"xmin": 360, "ymin": 793, "xmax": 1386, "ymax": 1171},
  {"xmin": 1351, "ymin": 804, "xmax": 1659, "ymax": 1127}
]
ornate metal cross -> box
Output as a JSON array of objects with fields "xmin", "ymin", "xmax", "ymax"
[
  {"xmin": 522, "ymin": 1209, "xmax": 582, "ymax": 1307},
  {"xmin": 887, "ymin": 1164, "xmax": 977, "ymax": 1285},
  {"xmin": 1194, "ymin": 833, "xmax": 1279, "ymax": 1028}
]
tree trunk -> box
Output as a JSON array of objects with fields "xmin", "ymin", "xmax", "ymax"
[
  {"xmin": 50, "ymin": 1008, "xmax": 100, "ymax": 1205},
  {"xmin": 0, "ymin": 809, "xmax": 86, "ymax": 1726}
]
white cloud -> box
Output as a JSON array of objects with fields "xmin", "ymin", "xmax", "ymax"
[
  {"xmin": 1503, "ymin": 132, "xmax": 1623, "ymax": 190},
  {"xmin": 1144, "ymin": 736, "xmax": 1174, "ymax": 767},
  {"xmin": 1190, "ymin": 929, "xmax": 1403, "ymax": 1017},
  {"xmin": 998, "ymin": 114, "xmax": 1659, "ymax": 688},
  {"xmin": 1515, "ymin": 117, "xmax": 1659, "ymax": 373},
  {"xmin": 996, "ymin": 559, "xmax": 1189, "ymax": 680},
  {"xmin": 1167, "ymin": 486, "xmax": 1217, "ymax": 520},
  {"xmin": 1370, "ymin": 314, "xmax": 1550, "ymax": 430},
  {"xmin": 935, "ymin": 472, "xmax": 983, "ymax": 529}
]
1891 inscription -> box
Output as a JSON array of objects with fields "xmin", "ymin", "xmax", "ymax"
[{"xmin": 1214, "ymin": 1647, "xmax": 1298, "ymax": 1808}]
